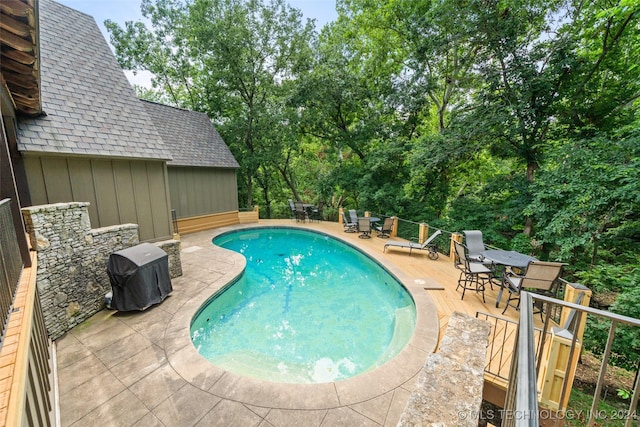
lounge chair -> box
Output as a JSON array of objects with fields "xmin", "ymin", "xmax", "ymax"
[
  {"xmin": 341, "ymin": 211, "xmax": 357, "ymax": 232},
  {"xmin": 376, "ymin": 217, "xmax": 394, "ymax": 238},
  {"xmin": 357, "ymin": 217, "xmax": 371, "ymax": 238},
  {"xmin": 383, "ymin": 229, "xmax": 442, "ymax": 258}
]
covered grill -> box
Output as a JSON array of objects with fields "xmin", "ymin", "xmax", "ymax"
[{"xmin": 107, "ymin": 243, "xmax": 172, "ymax": 311}]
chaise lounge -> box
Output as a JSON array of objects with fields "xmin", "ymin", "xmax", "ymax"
[{"xmin": 383, "ymin": 229, "xmax": 442, "ymax": 258}]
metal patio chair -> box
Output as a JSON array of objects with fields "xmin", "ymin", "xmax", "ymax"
[
  {"xmin": 453, "ymin": 240, "xmax": 493, "ymax": 303},
  {"xmin": 463, "ymin": 230, "xmax": 490, "ymax": 264},
  {"xmin": 501, "ymin": 261, "xmax": 564, "ymax": 315},
  {"xmin": 310, "ymin": 201, "xmax": 324, "ymax": 222},
  {"xmin": 341, "ymin": 211, "xmax": 357, "ymax": 232},
  {"xmin": 375, "ymin": 217, "xmax": 394, "ymax": 238},
  {"xmin": 357, "ymin": 217, "xmax": 371, "ymax": 238},
  {"xmin": 294, "ymin": 201, "xmax": 307, "ymax": 223}
]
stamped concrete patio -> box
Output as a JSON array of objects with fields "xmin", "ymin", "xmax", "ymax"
[{"xmin": 55, "ymin": 219, "xmax": 456, "ymax": 426}]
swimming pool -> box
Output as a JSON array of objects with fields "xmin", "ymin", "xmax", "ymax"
[{"xmin": 190, "ymin": 227, "xmax": 416, "ymax": 384}]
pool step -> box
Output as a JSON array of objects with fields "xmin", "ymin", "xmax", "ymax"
[
  {"xmin": 214, "ymin": 350, "xmax": 311, "ymax": 383},
  {"xmin": 375, "ymin": 305, "xmax": 416, "ymax": 366}
]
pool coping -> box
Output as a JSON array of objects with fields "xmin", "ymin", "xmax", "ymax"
[{"xmin": 165, "ymin": 223, "xmax": 440, "ymax": 410}]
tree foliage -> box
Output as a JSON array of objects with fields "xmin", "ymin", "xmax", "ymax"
[{"xmin": 108, "ymin": 0, "xmax": 640, "ymax": 367}]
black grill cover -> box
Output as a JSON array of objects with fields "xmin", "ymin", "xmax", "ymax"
[{"xmin": 107, "ymin": 243, "xmax": 172, "ymax": 311}]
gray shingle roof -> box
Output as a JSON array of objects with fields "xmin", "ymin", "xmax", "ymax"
[
  {"xmin": 141, "ymin": 100, "xmax": 239, "ymax": 168},
  {"xmin": 16, "ymin": 0, "xmax": 171, "ymax": 161}
]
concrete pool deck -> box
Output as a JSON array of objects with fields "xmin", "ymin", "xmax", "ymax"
[{"xmin": 55, "ymin": 221, "xmax": 440, "ymax": 426}]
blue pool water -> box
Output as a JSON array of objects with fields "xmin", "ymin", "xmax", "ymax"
[{"xmin": 190, "ymin": 227, "xmax": 416, "ymax": 383}]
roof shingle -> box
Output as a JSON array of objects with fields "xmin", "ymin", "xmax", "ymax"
[
  {"xmin": 16, "ymin": 0, "xmax": 171, "ymax": 161},
  {"xmin": 141, "ymin": 100, "xmax": 239, "ymax": 169}
]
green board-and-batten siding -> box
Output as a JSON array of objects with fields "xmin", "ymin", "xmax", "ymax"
[
  {"xmin": 22, "ymin": 155, "xmax": 172, "ymax": 242},
  {"xmin": 168, "ymin": 166, "xmax": 238, "ymax": 219}
]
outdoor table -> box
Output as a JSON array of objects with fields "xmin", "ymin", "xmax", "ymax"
[
  {"xmin": 480, "ymin": 249, "xmax": 538, "ymax": 308},
  {"xmin": 480, "ymin": 249, "xmax": 537, "ymax": 269}
]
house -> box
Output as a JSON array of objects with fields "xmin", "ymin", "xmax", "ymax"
[
  {"xmin": 12, "ymin": 0, "xmax": 241, "ymax": 242},
  {"xmin": 0, "ymin": 0, "xmax": 241, "ymax": 422},
  {"xmin": 14, "ymin": 0, "xmax": 175, "ymax": 242}
]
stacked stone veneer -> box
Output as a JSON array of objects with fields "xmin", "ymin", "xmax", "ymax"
[
  {"xmin": 22, "ymin": 202, "xmax": 182, "ymax": 340},
  {"xmin": 398, "ymin": 311, "xmax": 491, "ymax": 426}
]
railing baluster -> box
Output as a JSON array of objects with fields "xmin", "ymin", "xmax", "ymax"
[
  {"xmin": 555, "ymin": 309, "xmax": 583, "ymax": 425},
  {"xmin": 588, "ymin": 319, "xmax": 617, "ymax": 427},
  {"xmin": 478, "ymin": 292, "xmax": 640, "ymax": 427},
  {"xmin": 626, "ymin": 363, "xmax": 639, "ymax": 427}
]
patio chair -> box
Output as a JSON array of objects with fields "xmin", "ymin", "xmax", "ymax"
[
  {"xmin": 501, "ymin": 261, "xmax": 564, "ymax": 315},
  {"xmin": 383, "ymin": 229, "xmax": 442, "ymax": 258},
  {"xmin": 310, "ymin": 201, "xmax": 324, "ymax": 222},
  {"xmin": 294, "ymin": 201, "xmax": 307, "ymax": 223},
  {"xmin": 348, "ymin": 209, "xmax": 359, "ymax": 226},
  {"xmin": 375, "ymin": 217, "xmax": 394, "ymax": 238},
  {"xmin": 463, "ymin": 230, "xmax": 489, "ymax": 264},
  {"xmin": 341, "ymin": 211, "xmax": 357, "ymax": 232},
  {"xmin": 357, "ymin": 217, "xmax": 371, "ymax": 238},
  {"xmin": 288, "ymin": 199, "xmax": 296, "ymax": 220},
  {"xmin": 453, "ymin": 240, "xmax": 493, "ymax": 303}
]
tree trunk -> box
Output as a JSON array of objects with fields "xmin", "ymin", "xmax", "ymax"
[
  {"xmin": 246, "ymin": 174, "xmax": 253, "ymax": 209},
  {"xmin": 523, "ymin": 161, "xmax": 538, "ymax": 236},
  {"xmin": 278, "ymin": 165, "xmax": 301, "ymax": 201},
  {"xmin": 261, "ymin": 178, "xmax": 271, "ymax": 218}
]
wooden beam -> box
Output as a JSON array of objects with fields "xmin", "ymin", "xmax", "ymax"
[
  {"xmin": 0, "ymin": 0, "xmax": 33, "ymax": 18},
  {"xmin": 9, "ymin": 92, "xmax": 40, "ymax": 111},
  {"xmin": 0, "ymin": 28, "xmax": 33, "ymax": 52},
  {"xmin": 1, "ymin": 49, "xmax": 36, "ymax": 66},
  {"xmin": 0, "ymin": 55, "xmax": 34, "ymax": 75},
  {"xmin": 0, "ymin": 12, "xmax": 31, "ymax": 38},
  {"xmin": 3, "ymin": 72, "xmax": 37, "ymax": 90}
]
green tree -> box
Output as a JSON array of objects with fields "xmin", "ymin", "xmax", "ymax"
[
  {"xmin": 106, "ymin": 0, "xmax": 198, "ymax": 107},
  {"xmin": 528, "ymin": 129, "xmax": 640, "ymax": 268},
  {"xmin": 107, "ymin": 0, "xmax": 316, "ymax": 213}
]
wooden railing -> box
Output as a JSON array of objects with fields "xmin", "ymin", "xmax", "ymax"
[
  {"xmin": 0, "ymin": 199, "xmax": 23, "ymax": 345},
  {"xmin": 479, "ymin": 285, "xmax": 640, "ymax": 427},
  {"xmin": 0, "ymin": 198, "xmax": 53, "ymax": 426}
]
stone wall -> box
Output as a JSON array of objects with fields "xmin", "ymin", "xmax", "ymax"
[
  {"xmin": 156, "ymin": 239, "xmax": 182, "ymax": 277},
  {"xmin": 398, "ymin": 311, "xmax": 491, "ymax": 426},
  {"xmin": 22, "ymin": 202, "xmax": 181, "ymax": 340}
]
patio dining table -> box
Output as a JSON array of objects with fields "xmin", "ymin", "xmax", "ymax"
[{"xmin": 480, "ymin": 249, "xmax": 538, "ymax": 308}]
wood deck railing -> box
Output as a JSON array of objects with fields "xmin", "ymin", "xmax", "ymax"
[
  {"xmin": 480, "ymin": 284, "xmax": 639, "ymax": 427},
  {"xmin": 0, "ymin": 198, "xmax": 53, "ymax": 426},
  {"xmin": 0, "ymin": 199, "xmax": 23, "ymax": 344}
]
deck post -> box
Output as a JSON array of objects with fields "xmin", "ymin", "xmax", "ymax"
[
  {"xmin": 338, "ymin": 207, "xmax": 344, "ymax": 225},
  {"xmin": 391, "ymin": 216, "xmax": 398, "ymax": 238},
  {"xmin": 537, "ymin": 285, "xmax": 591, "ymax": 415},
  {"xmin": 450, "ymin": 233, "xmax": 463, "ymax": 262},
  {"xmin": 418, "ymin": 223, "xmax": 428, "ymax": 244}
]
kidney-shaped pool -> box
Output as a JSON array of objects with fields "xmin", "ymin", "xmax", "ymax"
[{"xmin": 190, "ymin": 227, "xmax": 416, "ymax": 384}]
